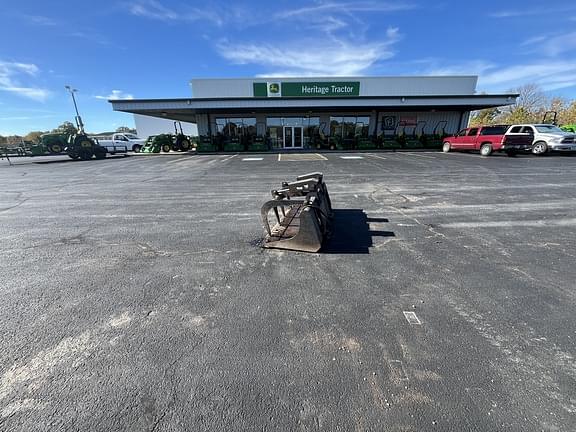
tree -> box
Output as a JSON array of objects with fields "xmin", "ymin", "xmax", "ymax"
[
  {"xmin": 5, "ymin": 135, "xmax": 23, "ymax": 145},
  {"xmin": 52, "ymin": 121, "xmax": 77, "ymax": 135},
  {"xmin": 24, "ymin": 131, "xmax": 45, "ymax": 143},
  {"xmin": 500, "ymin": 83, "xmax": 548, "ymax": 124},
  {"xmin": 502, "ymin": 106, "xmax": 534, "ymax": 124},
  {"xmin": 562, "ymin": 101, "xmax": 576, "ymax": 125},
  {"xmin": 469, "ymin": 107, "xmax": 500, "ymax": 126},
  {"xmin": 116, "ymin": 126, "xmax": 136, "ymax": 133}
]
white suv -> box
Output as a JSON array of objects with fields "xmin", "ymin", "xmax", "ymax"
[{"xmin": 508, "ymin": 124, "xmax": 576, "ymax": 155}]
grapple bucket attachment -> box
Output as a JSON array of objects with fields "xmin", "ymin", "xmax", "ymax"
[{"xmin": 261, "ymin": 172, "xmax": 333, "ymax": 252}]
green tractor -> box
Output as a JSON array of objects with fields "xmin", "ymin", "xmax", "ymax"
[
  {"xmin": 62, "ymin": 85, "xmax": 107, "ymax": 161},
  {"xmin": 40, "ymin": 133, "xmax": 68, "ymax": 154},
  {"xmin": 65, "ymin": 133, "xmax": 107, "ymax": 160},
  {"xmin": 139, "ymin": 122, "xmax": 192, "ymax": 153},
  {"xmin": 140, "ymin": 134, "xmax": 173, "ymax": 153},
  {"xmin": 173, "ymin": 121, "xmax": 192, "ymax": 151},
  {"xmin": 37, "ymin": 131, "xmax": 105, "ymax": 160}
]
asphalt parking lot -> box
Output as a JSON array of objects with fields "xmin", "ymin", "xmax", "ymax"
[{"xmin": 1, "ymin": 151, "xmax": 575, "ymax": 431}]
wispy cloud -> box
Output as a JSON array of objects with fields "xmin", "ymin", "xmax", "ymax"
[
  {"xmin": 216, "ymin": 1, "xmax": 410, "ymax": 76},
  {"xmin": 22, "ymin": 14, "xmax": 58, "ymax": 26},
  {"xmin": 480, "ymin": 61, "xmax": 576, "ymax": 91},
  {"xmin": 95, "ymin": 90, "xmax": 135, "ymax": 100},
  {"xmin": 69, "ymin": 31, "xmax": 112, "ymax": 46},
  {"xmin": 490, "ymin": 5, "xmax": 576, "ymax": 18},
  {"xmin": 276, "ymin": 1, "xmax": 413, "ymax": 40},
  {"xmin": 0, "ymin": 114, "xmax": 57, "ymax": 121},
  {"xmin": 421, "ymin": 59, "xmax": 576, "ymax": 93},
  {"xmin": 128, "ymin": 0, "xmax": 225, "ymax": 26},
  {"xmin": 277, "ymin": 1, "xmax": 415, "ymax": 18},
  {"xmin": 218, "ymin": 27, "xmax": 401, "ymax": 76},
  {"xmin": 0, "ymin": 61, "xmax": 50, "ymax": 101},
  {"xmin": 424, "ymin": 60, "xmax": 496, "ymax": 76},
  {"xmin": 522, "ymin": 31, "xmax": 576, "ymax": 57}
]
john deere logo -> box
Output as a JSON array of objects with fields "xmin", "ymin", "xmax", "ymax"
[{"xmin": 267, "ymin": 82, "xmax": 281, "ymax": 97}]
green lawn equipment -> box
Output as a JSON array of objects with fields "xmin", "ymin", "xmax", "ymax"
[
  {"xmin": 561, "ymin": 124, "xmax": 576, "ymax": 133},
  {"xmin": 40, "ymin": 133, "xmax": 68, "ymax": 154},
  {"xmin": 422, "ymin": 120, "xmax": 448, "ymax": 149},
  {"xmin": 65, "ymin": 133, "xmax": 107, "ymax": 160},
  {"xmin": 313, "ymin": 130, "xmax": 330, "ymax": 150},
  {"xmin": 196, "ymin": 135, "xmax": 218, "ymax": 152},
  {"xmin": 173, "ymin": 121, "xmax": 192, "ymax": 151},
  {"xmin": 401, "ymin": 121, "xmax": 426, "ymax": 148},
  {"xmin": 381, "ymin": 121, "xmax": 403, "ymax": 149},
  {"xmin": 356, "ymin": 136, "xmax": 377, "ymax": 150},
  {"xmin": 140, "ymin": 135, "xmax": 173, "ymax": 153},
  {"xmin": 63, "ymin": 86, "xmax": 107, "ymax": 161},
  {"xmin": 223, "ymin": 136, "xmax": 243, "ymax": 152},
  {"xmin": 248, "ymin": 136, "xmax": 267, "ymax": 151}
]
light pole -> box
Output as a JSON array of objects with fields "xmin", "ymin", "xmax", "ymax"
[{"xmin": 65, "ymin": 85, "xmax": 84, "ymax": 132}]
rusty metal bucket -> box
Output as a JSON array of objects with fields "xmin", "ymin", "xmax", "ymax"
[{"xmin": 261, "ymin": 172, "xmax": 333, "ymax": 252}]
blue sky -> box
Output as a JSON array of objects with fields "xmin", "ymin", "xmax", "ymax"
[{"xmin": 1, "ymin": 0, "xmax": 576, "ymax": 135}]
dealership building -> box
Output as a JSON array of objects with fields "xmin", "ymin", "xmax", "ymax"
[{"xmin": 110, "ymin": 76, "xmax": 517, "ymax": 150}]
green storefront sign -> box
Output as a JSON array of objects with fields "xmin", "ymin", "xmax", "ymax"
[{"xmin": 253, "ymin": 81, "xmax": 360, "ymax": 97}]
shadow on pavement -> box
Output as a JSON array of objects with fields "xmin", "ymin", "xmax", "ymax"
[
  {"xmin": 33, "ymin": 155, "xmax": 129, "ymax": 165},
  {"xmin": 323, "ymin": 209, "xmax": 394, "ymax": 254}
]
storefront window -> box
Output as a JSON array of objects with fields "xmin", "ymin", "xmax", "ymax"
[
  {"xmin": 330, "ymin": 116, "xmax": 370, "ymax": 138},
  {"xmin": 214, "ymin": 118, "xmax": 256, "ymax": 137},
  {"xmin": 356, "ymin": 116, "xmax": 370, "ymax": 137},
  {"xmin": 330, "ymin": 118, "xmax": 343, "ymax": 139}
]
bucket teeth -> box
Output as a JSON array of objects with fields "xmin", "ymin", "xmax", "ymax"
[{"xmin": 261, "ymin": 173, "xmax": 333, "ymax": 252}]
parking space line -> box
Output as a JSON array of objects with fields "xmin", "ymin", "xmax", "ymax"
[
  {"xmin": 399, "ymin": 153, "xmax": 437, "ymax": 159},
  {"xmin": 221, "ymin": 154, "xmax": 239, "ymax": 162},
  {"xmin": 367, "ymin": 154, "xmax": 387, "ymax": 160},
  {"xmin": 340, "ymin": 156, "xmax": 364, "ymax": 160},
  {"xmin": 278, "ymin": 153, "xmax": 327, "ymax": 161},
  {"xmin": 242, "ymin": 157, "xmax": 263, "ymax": 161}
]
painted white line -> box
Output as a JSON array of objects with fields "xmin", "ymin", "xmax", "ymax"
[
  {"xmin": 277, "ymin": 154, "xmax": 281, "ymax": 161},
  {"xmin": 315, "ymin": 153, "xmax": 328, "ymax": 160},
  {"xmin": 441, "ymin": 218, "xmax": 576, "ymax": 229},
  {"xmin": 367, "ymin": 154, "xmax": 387, "ymax": 160},
  {"xmin": 242, "ymin": 157, "xmax": 263, "ymax": 161},
  {"xmin": 399, "ymin": 153, "xmax": 436, "ymax": 159},
  {"xmin": 403, "ymin": 311, "xmax": 422, "ymax": 325},
  {"xmin": 221, "ymin": 154, "xmax": 239, "ymax": 162},
  {"xmin": 340, "ymin": 156, "xmax": 364, "ymax": 160}
]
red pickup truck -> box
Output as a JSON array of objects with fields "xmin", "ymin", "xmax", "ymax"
[{"xmin": 442, "ymin": 125, "xmax": 533, "ymax": 156}]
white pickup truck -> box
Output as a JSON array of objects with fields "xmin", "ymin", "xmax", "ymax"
[
  {"xmin": 507, "ymin": 124, "xmax": 576, "ymax": 155},
  {"xmin": 91, "ymin": 133, "xmax": 147, "ymax": 153}
]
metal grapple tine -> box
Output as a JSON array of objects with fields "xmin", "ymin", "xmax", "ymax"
[
  {"xmin": 296, "ymin": 172, "xmax": 323, "ymax": 182},
  {"xmin": 261, "ymin": 172, "xmax": 332, "ymax": 253}
]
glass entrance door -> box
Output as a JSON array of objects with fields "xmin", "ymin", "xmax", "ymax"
[{"xmin": 283, "ymin": 126, "xmax": 303, "ymax": 148}]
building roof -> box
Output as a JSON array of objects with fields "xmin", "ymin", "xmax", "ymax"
[
  {"xmin": 110, "ymin": 94, "xmax": 519, "ymax": 123},
  {"xmin": 109, "ymin": 75, "xmax": 517, "ymax": 122}
]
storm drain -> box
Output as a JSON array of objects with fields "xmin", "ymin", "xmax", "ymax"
[{"xmin": 278, "ymin": 153, "xmax": 327, "ymax": 161}]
